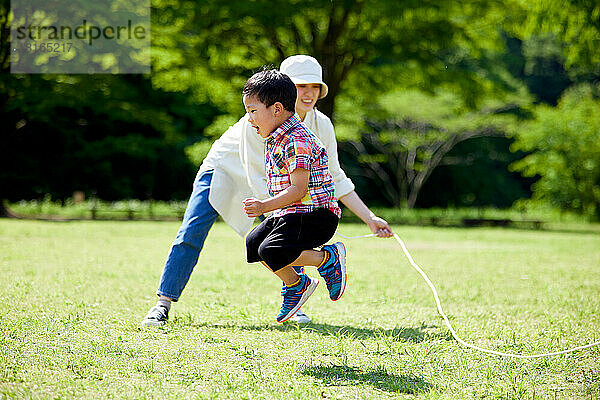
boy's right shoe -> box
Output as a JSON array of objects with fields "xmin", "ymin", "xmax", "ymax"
[
  {"xmin": 141, "ymin": 305, "xmax": 169, "ymax": 327},
  {"xmin": 277, "ymin": 274, "xmax": 318, "ymax": 323},
  {"xmin": 318, "ymin": 242, "xmax": 347, "ymax": 301}
]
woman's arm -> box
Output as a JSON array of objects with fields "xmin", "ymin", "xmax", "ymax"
[
  {"xmin": 315, "ymin": 112, "xmax": 393, "ymax": 237},
  {"xmin": 316, "ymin": 116, "xmax": 355, "ymax": 198},
  {"xmin": 339, "ymin": 191, "xmax": 393, "ymax": 237}
]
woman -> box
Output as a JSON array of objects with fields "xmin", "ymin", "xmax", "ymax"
[{"xmin": 142, "ymin": 55, "xmax": 392, "ymax": 327}]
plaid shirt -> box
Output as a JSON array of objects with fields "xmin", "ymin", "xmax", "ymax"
[{"xmin": 265, "ymin": 114, "xmax": 341, "ymax": 218}]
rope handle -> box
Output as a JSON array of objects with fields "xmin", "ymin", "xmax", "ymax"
[{"xmin": 336, "ymin": 231, "xmax": 600, "ymax": 359}]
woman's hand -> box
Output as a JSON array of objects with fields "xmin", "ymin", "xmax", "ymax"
[{"xmin": 367, "ymin": 215, "xmax": 393, "ymax": 238}]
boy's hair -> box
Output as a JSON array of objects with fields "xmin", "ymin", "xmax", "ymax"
[{"xmin": 242, "ymin": 69, "xmax": 297, "ymax": 113}]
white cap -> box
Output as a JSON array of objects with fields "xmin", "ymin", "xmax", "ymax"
[{"xmin": 280, "ymin": 55, "xmax": 329, "ymax": 99}]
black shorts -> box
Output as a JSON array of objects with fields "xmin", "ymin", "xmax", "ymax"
[{"xmin": 246, "ymin": 208, "xmax": 339, "ymax": 272}]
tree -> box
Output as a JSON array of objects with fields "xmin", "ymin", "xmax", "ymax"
[
  {"xmin": 151, "ymin": 0, "xmax": 510, "ymax": 119},
  {"xmin": 338, "ymin": 89, "xmax": 523, "ymax": 208},
  {"xmin": 510, "ymin": 84, "xmax": 600, "ymax": 220}
]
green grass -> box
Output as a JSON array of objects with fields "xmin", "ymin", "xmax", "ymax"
[{"xmin": 1, "ymin": 220, "xmax": 599, "ymax": 399}]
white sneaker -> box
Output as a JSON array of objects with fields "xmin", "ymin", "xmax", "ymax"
[
  {"xmin": 288, "ymin": 309, "xmax": 311, "ymax": 324},
  {"xmin": 141, "ymin": 305, "xmax": 168, "ymax": 327}
]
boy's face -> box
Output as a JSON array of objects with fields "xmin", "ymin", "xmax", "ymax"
[
  {"xmin": 295, "ymin": 84, "xmax": 321, "ymax": 115},
  {"xmin": 243, "ymin": 95, "xmax": 281, "ymax": 138}
]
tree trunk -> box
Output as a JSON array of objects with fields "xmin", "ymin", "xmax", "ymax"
[
  {"xmin": 317, "ymin": 89, "xmax": 335, "ymax": 119},
  {"xmin": 316, "ymin": 43, "xmax": 341, "ymax": 119},
  {"xmin": 313, "ymin": 2, "xmax": 357, "ymax": 119},
  {"xmin": 0, "ymin": 199, "xmax": 17, "ymax": 218}
]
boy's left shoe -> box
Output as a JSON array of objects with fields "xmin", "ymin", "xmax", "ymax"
[
  {"xmin": 277, "ymin": 274, "xmax": 318, "ymax": 323},
  {"xmin": 318, "ymin": 242, "xmax": 347, "ymax": 301}
]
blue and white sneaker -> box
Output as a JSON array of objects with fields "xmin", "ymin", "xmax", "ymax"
[
  {"xmin": 277, "ymin": 274, "xmax": 318, "ymax": 323},
  {"xmin": 318, "ymin": 242, "xmax": 347, "ymax": 301}
]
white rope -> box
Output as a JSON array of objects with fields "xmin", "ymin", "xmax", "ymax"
[{"xmin": 336, "ymin": 231, "xmax": 600, "ymax": 358}]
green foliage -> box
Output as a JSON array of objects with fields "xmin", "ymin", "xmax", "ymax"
[
  {"xmin": 501, "ymin": 33, "xmax": 574, "ymax": 105},
  {"xmin": 0, "ymin": 1, "xmax": 220, "ymax": 203},
  {"xmin": 338, "ymin": 88, "xmax": 527, "ymax": 207},
  {"xmin": 511, "ymin": 84, "xmax": 600, "ymax": 219},
  {"xmin": 419, "ymin": 136, "xmax": 533, "ymax": 208},
  {"xmin": 150, "ymin": 0, "xmax": 513, "ymax": 119},
  {"xmin": 343, "ymin": 205, "xmax": 595, "ymax": 228},
  {"xmin": 184, "ymin": 140, "xmax": 214, "ymax": 167},
  {"xmin": 9, "ymin": 199, "xmax": 597, "ymax": 229},
  {"xmin": 183, "ymin": 114, "xmax": 240, "ymax": 167},
  {"xmin": 509, "ymin": 0, "xmax": 600, "ymax": 76},
  {"xmin": 9, "ymin": 197, "xmax": 187, "ymax": 219},
  {"xmin": 0, "ymin": 74, "xmax": 200, "ymax": 201}
]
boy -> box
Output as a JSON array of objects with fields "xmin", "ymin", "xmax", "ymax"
[{"xmin": 242, "ymin": 69, "xmax": 346, "ymax": 323}]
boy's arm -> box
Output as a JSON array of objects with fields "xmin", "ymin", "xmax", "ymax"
[{"xmin": 243, "ymin": 168, "xmax": 309, "ymax": 218}]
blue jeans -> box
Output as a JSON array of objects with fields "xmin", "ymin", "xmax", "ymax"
[{"xmin": 157, "ymin": 170, "xmax": 219, "ymax": 301}]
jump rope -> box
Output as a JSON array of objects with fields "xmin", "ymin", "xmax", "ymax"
[{"xmin": 335, "ymin": 231, "xmax": 600, "ymax": 359}]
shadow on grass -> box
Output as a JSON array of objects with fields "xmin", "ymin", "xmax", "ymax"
[
  {"xmin": 184, "ymin": 319, "xmax": 452, "ymax": 343},
  {"xmin": 300, "ymin": 363, "xmax": 432, "ymax": 394},
  {"xmin": 247, "ymin": 322, "xmax": 452, "ymax": 343}
]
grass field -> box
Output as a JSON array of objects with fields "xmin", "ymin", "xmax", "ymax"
[{"xmin": 1, "ymin": 220, "xmax": 599, "ymax": 399}]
